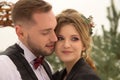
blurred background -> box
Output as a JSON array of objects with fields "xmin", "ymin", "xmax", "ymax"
[{"xmin": 0, "ymin": 0, "xmax": 120, "ymax": 80}]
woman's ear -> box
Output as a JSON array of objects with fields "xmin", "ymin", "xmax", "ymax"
[{"xmin": 82, "ymin": 45, "xmax": 86, "ymax": 51}]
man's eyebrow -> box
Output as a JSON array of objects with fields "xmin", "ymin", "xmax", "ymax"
[{"xmin": 40, "ymin": 28, "xmax": 52, "ymax": 31}]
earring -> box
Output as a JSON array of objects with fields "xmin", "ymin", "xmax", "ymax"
[{"xmin": 81, "ymin": 51, "xmax": 87, "ymax": 59}]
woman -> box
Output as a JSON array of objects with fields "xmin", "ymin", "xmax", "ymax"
[{"xmin": 53, "ymin": 9, "xmax": 101, "ymax": 80}]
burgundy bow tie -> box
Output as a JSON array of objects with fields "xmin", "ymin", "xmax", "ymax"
[{"xmin": 33, "ymin": 56, "xmax": 44, "ymax": 69}]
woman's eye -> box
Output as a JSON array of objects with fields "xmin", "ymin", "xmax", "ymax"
[
  {"xmin": 71, "ymin": 37, "xmax": 79, "ymax": 41},
  {"xmin": 58, "ymin": 36, "xmax": 64, "ymax": 41}
]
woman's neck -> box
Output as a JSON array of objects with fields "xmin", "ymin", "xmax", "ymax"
[{"xmin": 65, "ymin": 62, "xmax": 73, "ymax": 74}]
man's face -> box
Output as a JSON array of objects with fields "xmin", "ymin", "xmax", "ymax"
[{"xmin": 17, "ymin": 10, "xmax": 57, "ymax": 57}]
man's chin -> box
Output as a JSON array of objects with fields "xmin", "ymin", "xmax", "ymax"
[
  {"xmin": 44, "ymin": 53, "xmax": 53, "ymax": 56},
  {"xmin": 44, "ymin": 51, "xmax": 54, "ymax": 56}
]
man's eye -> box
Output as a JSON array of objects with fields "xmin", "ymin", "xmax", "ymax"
[
  {"xmin": 71, "ymin": 37, "xmax": 79, "ymax": 41},
  {"xmin": 58, "ymin": 36, "xmax": 64, "ymax": 41},
  {"xmin": 42, "ymin": 31, "xmax": 49, "ymax": 35}
]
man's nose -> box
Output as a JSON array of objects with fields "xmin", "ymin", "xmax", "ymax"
[{"xmin": 50, "ymin": 32, "xmax": 58, "ymax": 42}]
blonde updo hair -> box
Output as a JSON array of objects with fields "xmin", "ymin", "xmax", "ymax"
[{"xmin": 55, "ymin": 9, "xmax": 96, "ymax": 70}]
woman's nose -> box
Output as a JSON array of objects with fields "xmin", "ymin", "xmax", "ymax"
[{"xmin": 63, "ymin": 40, "xmax": 71, "ymax": 48}]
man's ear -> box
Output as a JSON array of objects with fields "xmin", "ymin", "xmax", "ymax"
[{"xmin": 15, "ymin": 25, "xmax": 24, "ymax": 39}]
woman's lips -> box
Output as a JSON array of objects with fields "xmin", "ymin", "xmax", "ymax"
[{"xmin": 62, "ymin": 51, "xmax": 73, "ymax": 54}]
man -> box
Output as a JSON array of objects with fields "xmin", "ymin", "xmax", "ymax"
[{"xmin": 0, "ymin": 0, "xmax": 57, "ymax": 80}]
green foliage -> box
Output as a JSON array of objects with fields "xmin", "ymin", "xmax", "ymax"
[
  {"xmin": 46, "ymin": 1, "xmax": 120, "ymax": 80},
  {"xmin": 46, "ymin": 53, "xmax": 64, "ymax": 72},
  {"xmin": 92, "ymin": 0, "xmax": 120, "ymax": 80}
]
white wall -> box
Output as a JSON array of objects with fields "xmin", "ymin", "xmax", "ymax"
[{"xmin": 0, "ymin": 27, "xmax": 18, "ymax": 51}]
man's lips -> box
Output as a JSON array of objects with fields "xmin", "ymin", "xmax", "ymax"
[{"xmin": 46, "ymin": 45, "xmax": 54, "ymax": 49}]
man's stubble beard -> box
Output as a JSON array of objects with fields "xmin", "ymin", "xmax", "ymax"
[{"xmin": 27, "ymin": 35, "xmax": 53, "ymax": 57}]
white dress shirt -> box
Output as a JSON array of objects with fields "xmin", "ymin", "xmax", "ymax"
[
  {"xmin": 0, "ymin": 41, "xmax": 50, "ymax": 80},
  {"xmin": 0, "ymin": 55, "xmax": 22, "ymax": 80}
]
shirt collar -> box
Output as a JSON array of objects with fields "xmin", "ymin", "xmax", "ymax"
[{"xmin": 17, "ymin": 41, "xmax": 36, "ymax": 64}]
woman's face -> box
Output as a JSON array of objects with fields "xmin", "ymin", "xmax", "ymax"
[{"xmin": 55, "ymin": 24, "xmax": 85, "ymax": 63}]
